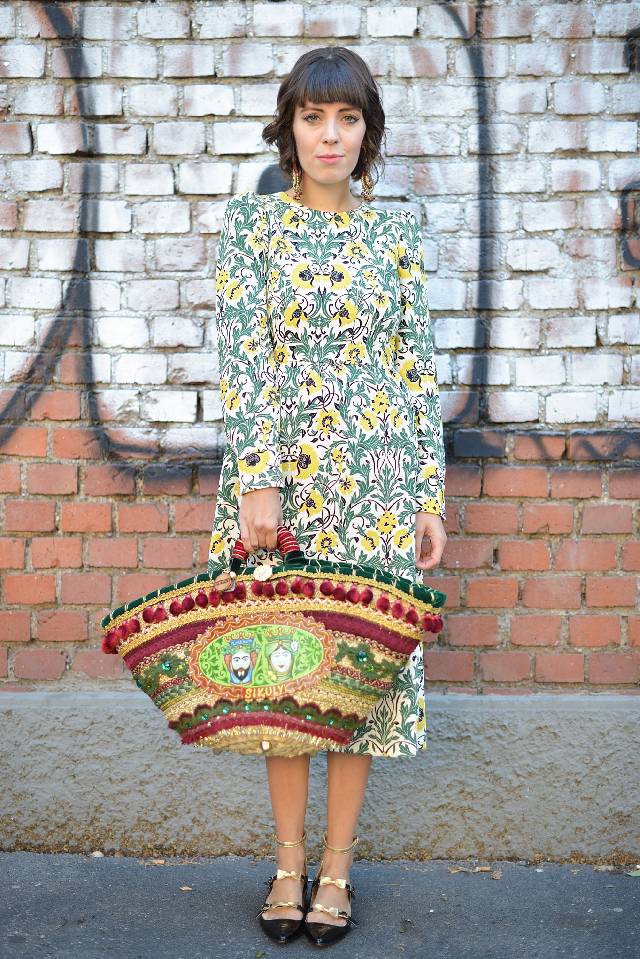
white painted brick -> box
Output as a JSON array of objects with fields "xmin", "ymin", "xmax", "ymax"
[
  {"xmin": 3, "ymin": 351, "xmax": 34, "ymax": 380},
  {"xmin": 436, "ymin": 354, "xmax": 453, "ymax": 384},
  {"xmin": 185, "ymin": 83, "xmax": 235, "ymax": 117},
  {"xmin": 456, "ymin": 45, "xmax": 509, "ymax": 77},
  {"xmin": 135, "ymin": 201, "xmax": 190, "ymax": 234},
  {"xmin": 580, "ymin": 196, "xmax": 620, "ymax": 231},
  {"xmin": 128, "ymin": 84, "xmax": 178, "ymax": 116},
  {"xmin": 37, "ymin": 121, "xmax": 86, "ymax": 154},
  {"xmin": 441, "ymin": 237, "xmax": 500, "ymax": 273},
  {"xmin": 527, "ymin": 120, "xmax": 584, "ymax": 153},
  {"xmin": 368, "ymin": 5, "xmax": 417, "ymax": 36},
  {"xmin": 163, "ymin": 45, "xmax": 215, "ymax": 77},
  {"xmin": 168, "ymin": 353, "xmax": 215, "ymax": 384},
  {"xmin": 554, "ymin": 80, "xmax": 606, "ymax": 115},
  {"xmin": 95, "ymin": 316, "xmax": 148, "ymax": 349},
  {"xmin": 13, "ymin": 83, "xmax": 63, "ymax": 115},
  {"xmin": 569, "ymin": 354, "xmax": 623, "ymax": 386},
  {"xmin": 113, "ymin": 353, "xmax": 168, "ymax": 385},
  {"xmin": 551, "ymin": 159, "xmax": 601, "ymax": 192},
  {"xmin": 612, "ymin": 82, "xmax": 640, "ymax": 116},
  {"xmin": 546, "ymin": 317, "xmax": 596, "ymax": 348},
  {"xmin": 489, "ymin": 317, "xmax": 540, "ymax": 350},
  {"xmin": 36, "ymin": 239, "xmax": 90, "ymax": 272},
  {"xmin": 50, "ymin": 46, "xmax": 102, "ymax": 78},
  {"xmin": 94, "ymin": 123, "xmax": 147, "ymax": 155},
  {"xmin": 457, "ymin": 354, "xmax": 510, "ymax": 385},
  {"xmin": 23, "ymin": 199, "xmax": 76, "ymax": 232},
  {"xmin": 522, "ymin": 199, "xmax": 577, "ymax": 232},
  {"xmin": 488, "ymin": 391, "xmax": 539, "ymax": 422},
  {"xmin": 534, "ymin": 5, "xmax": 593, "ymax": 38},
  {"xmin": 415, "ymin": 161, "xmax": 481, "ymax": 195},
  {"xmin": 95, "ymin": 239, "xmax": 146, "ymax": 272},
  {"xmin": 82, "ymin": 200, "xmax": 132, "ymax": 232},
  {"xmin": 253, "ymin": 3, "xmax": 303, "ymax": 36},
  {"xmin": 106, "ymin": 44, "xmax": 157, "ymax": 78},
  {"xmin": 0, "ymin": 6, "xmax": 14, "ymax": 36},
  {"xmin": 419, "ymin": 5, "xmax": 476, "ymax": 38},
  {"xmin": 468, "ymin": 123, "xmax": 521, "ymax": 154},
  {"xmin": 425, "ymin": 278, "xmax": 466, "ymax": 311},
  {"xmin": 67, "ymin": 162, "xmax": 120, "ymax": 194},
  {"xmin": 10, "ymin": 159, "xmax": 62, "ymax": 192},
  {"xmin": 151, "ymin": 316, "xmax": 204, "ymax": 348},
  {"xmin": 0, "ymin": 41, "xmax": 45, "ymax": 77},
  {"xmin": 595, "ymin": 4, "xmax": 640, "ymax": 35},
  {"xmin": 546, "ymin": 392, "xmax": 597, "ymax": 423},
  {"xmin": 7, "ymin": 277, "xmax": 61, "ymax": 309},
  {"xmin": 526, "ymin": 279, "xmax": 579, "ymax": 309},
  {"xmin": 75, "ymin": 83, "xmax": 123, "ymax": 117},
  {"xmin": 394, "ymin": 43, "xmax": 447, "ymax": 78},
  {"xmin": 64, "ymin": 279, "xmax": 120, "ymax": 312},
  {"xmin": 608, "ymin": 159, "xmax": 640, "ymax": 191},
  {"xmin": 464, "ymin": 199, "xmax": 519, "ymax": 233},
  {"xmin": 125, "ymin": 280, "xmax": 180, "ymax": 312},
  {"xmin": 306, "ymin": 5, "xmax": 362, "ymax": 38},
  {"xmin": 606, "ymin": 315, "xmax": 640, "ymax": 346},
  {"xmin": 153, "ymin": 121, "xmax": 206, "ymax": 156},
  {"xmin": 163, "ymin": 426, "xmax": 219, "ymax": 452},
  {"xmin": 183, "ymin": 278, "xmax": 217, "ymax": 310},
  {"xmin": 482, "ymin": 5, "xmax": 534, "ymax": 37},
  {"xmin": 495, "ymin": 161, "xmax": 545, "ymax": 193},
  {"xmin": 387, "ymin": 122, "xmax": 460, "ymax": 157},
  {"xmin": 515, "ymin": 355, "xmax": 565, "ymax": 386},
  {"xmin": 575, "ymin": 40, "xmax": 628, "ymax": 74},
  {"xmin": 80, "ymin": 6, "xmax": 136, "ymax": 39},
  {"xmin": 142, "ymin": 389, "xmax": 197, "ymax": 422},
  {"xmin": 507, "ymin": 239, "xmax": 559, "ymax": 271},
  {"xmin": 515, "ymin": 42, "xmax": 568, "ymax": 75},
  {"xmin": 412, "ymin": 83, "xmax": 476, "ymax": 117},
  {"xmin": 469, "ymin": 280, "xmax": 523, "ymax": 311},
  {"xmin": 632, "ymin": 357, "xmax": 640, "ymax": 385},
  {"xmin": 202, "ymin": 389, "xmax": 223, "ymax": 422},
  {"xmin": 426, "ymin": 201, "xmax": 464, "ymax": 233},
  {"xmin": 137, "ymin": 5, "xmax": 190, "ymax": 39},
  {"xmin": 194, "ymin": 3, "xmax": 245, "ymax": 38},
  {"xmin": 124, "ymin": 163, "xmax": 175, "ymax": 196},
  {"xmin": 585, "ymin": 121, "xmax": 637, "ymax": 153},
  {"xmin": 583, "ymin": 279, "xmax": 633, "ymax": 310},
  {"xmin": 177, "ymin": 161, "xmax": 233, "ymax": 196},
  {"xmin": 0, "ymin": 315, "xmax": 34, "ymax": 346},
  {"xmin": 433, "ymin": 317, "xmax": 485, "ymax": 349},
  {"xmin": 155, "ymin": 236, "xmax": 207, "ymax": 271},
  {"xmin": 495, "ymin": 80, "xmax": 547, "ymax": 114},
  {"xmin": 218, "ymin": 43, "xmax": 273, "ymax": 77},
  {"xmin": 95, "ymin": 389, "xmax": 140, "ymax": 421},
  {"xmin": 213, "ymin": 121, "xmax": 265, "ymax": 155},
  {"xmin": 608, "ymin": 391, "xmax": 640, "ymax": 422}
]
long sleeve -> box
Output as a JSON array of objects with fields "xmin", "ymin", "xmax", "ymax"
[
  {"xmin": 214, "ymin": 191, "xmax": 284, "ymax": 495},
  {"xmin": 393, "ymin": 210, "xmax": 446, "ymax": 520}
]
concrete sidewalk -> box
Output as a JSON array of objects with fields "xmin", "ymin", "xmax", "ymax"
[{"xmin": 1, "ymin": 852, "xmax": 638, "ymax": 959}]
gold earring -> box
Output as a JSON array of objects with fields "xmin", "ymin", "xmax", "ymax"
[
  {"xmin": 291, "ymin": 163, "xmax": 302, "ymax": 200},
  {"xmin": 361, "ymin": 170, "xmax": 375, "ymax": 202}
]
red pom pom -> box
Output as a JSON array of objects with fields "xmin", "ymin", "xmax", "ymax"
[
  {"xmin": 291, "ymin": 576, "xmax": 304, "ymax": 594},
  {"xmin": 195, "ymin": 590, "xmax": 209, "ymax": 608},
  {"xmin": 391, "ymin": 600, "xmax": 404, "ymax": 619},
  {"xmin": 142, "ymin": 606, "xmax": 155, "ymax": 623},
  {"xmin": 275, "ymin": 579, "xmax": 289, "ymax": 596},
  {"xmin": 127, "ymin": 617, "xmax": 141, "ymax": 633},
  {"xmin": 333, "ymin": 583, "xmax": 347, "ymax": 601},
  {"xmin": 346, "ymin": 586, "xmax": 360, "ymax": 604},
  {"xmin": 102, "ymin": 630, "xmax": 118, "ymax": 654},
  {"xmin": 320, "ymin": 579, "xmax": 334, "ymax": 596},
  {"xmin": 181, "ymin": 594, "xmax": 195, "ymax": 611},
  {"xmin": 221, "ymin": 589, "xmax": 235, "ymax": 603},
  {"xmin": 262, "ymin": 581, "xmax": 275, "ymax": 598},
  {"xmin": 208, "ymin": 589, "xmax": 220, "ymax": 606},
  {"xmin": 153, "ymin": 605, "xmax": 167, "ymax": 622},
  {"xmin": 116, "ymin": 624, "xmax": 129, "ymax": 641},
  {"xmin": 360, "ymin": 586, "xmax": 374, "ymax": 605},
  {"xmin": 302, "ymin": 579, "xmax": 315, "ymax": 598},
  {"xmin": 169, "ymin": 599, "xmax": 183, "ymax": 616},
  {"xmin": 433, "ymin": 615, "xmax": 444, "ymax": 633},
  {"xmin": 406, "ymin": 607, "xmax": 419, "ymax": 625},
  {"xmin": 251, "ymin": 580, "xmax": 263, "ymax": 596},
  {"xmin": 376, "ymin": 593, "xmax": 390, "ymax": 613},
  {"xmin": 233, "ymin": 581, "xmax": 247, "ymax": 600}
]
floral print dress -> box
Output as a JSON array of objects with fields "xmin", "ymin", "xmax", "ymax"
[{"xmin": 208, "ymin": 189, "xmax": 446, "ymax": 758}]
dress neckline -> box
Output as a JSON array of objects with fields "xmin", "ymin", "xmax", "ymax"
[{"xmin": 274, "ymin": 190, "xmax": 370, "ymax": 216}]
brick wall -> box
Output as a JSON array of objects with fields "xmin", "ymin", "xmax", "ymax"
[{"xmin": 0, "ymin": 2, "xmax": 638, "ymax": 694}]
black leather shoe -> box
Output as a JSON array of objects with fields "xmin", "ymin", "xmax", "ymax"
[
  {"xmin": 256, "ymin": 829, "xmax": 308, "ymax": 943},
  {"xmin": 304, "ymin": 832, "xmax": 359, "ymax": 946}
]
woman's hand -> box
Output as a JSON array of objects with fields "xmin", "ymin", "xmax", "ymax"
[
  {"xmin": 239, "ymin": 487, "xmax": 283, "ymax": 554},
  {"xmin": 415, "ymin": 511, "xmax": 447, "ymax": 571}
]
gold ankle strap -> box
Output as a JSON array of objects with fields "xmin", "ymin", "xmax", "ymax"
[
  {"xmin": 273, "ymin": 829, "xmax": 306, "ymax": 847},
  {"xmin": 322, "ymin": 831, "xmax": 359, "ymax": 852}
]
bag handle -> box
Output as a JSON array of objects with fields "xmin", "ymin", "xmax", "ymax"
[{"xmin": 229, "ymin": 524, "xmax": 304, "ymax": 574}]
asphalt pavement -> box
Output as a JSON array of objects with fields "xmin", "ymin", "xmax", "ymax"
[{"xmin": 1, "ymin": 852, "xmax": 638, "ymax": 959}]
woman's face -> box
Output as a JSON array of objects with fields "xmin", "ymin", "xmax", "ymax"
[
  {"xmin": 291, "ymin": 99, "xmax": 366, "ymax": 185},
  {"xmin": 270, "ymin": 644, "xmax": 292, "ymax": 674}
]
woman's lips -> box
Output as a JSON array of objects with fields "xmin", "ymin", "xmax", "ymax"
[{"xmin": 318, "ymin": 156, "xmax": 342, "ymax": 163}]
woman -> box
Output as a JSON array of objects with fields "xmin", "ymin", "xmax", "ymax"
[{"xmin": 209, "ymin": 46, "xmax": 447, "ymax": 946}]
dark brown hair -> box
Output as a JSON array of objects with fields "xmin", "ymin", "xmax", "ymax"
[{"xmin": 262, "ymin": 46, "xmax": 387, "ymax": 186}]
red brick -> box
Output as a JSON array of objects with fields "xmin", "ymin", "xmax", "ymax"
[
  {"xmin": 4, "ymin": 499, "xmax": 55, "ymax": 532},
  {"xmin": 588, "ymin": 652, "xmax": 640, "ymax": 685},
  {"xmin": 0, "ymin": 200, "xmax": 18, "ymax": 230},
  {"xmin": 550, "ymin": 470, "xmax": 602, "ymax": 498},
  {"xmin": 5, "ymin": 573, "xmax": 56, "ymax": 605},
  {"xmin": 175, "ymin": 501, "xmax": 216, "ymax": 533},
  {"xmin": 445, "ymin": 614, "xmax": 500, "ymax": 647},
  {"xmin": 84, "ymin": 464, "xmax": 136, "ymax": 496},
  {"xmin": 629, "ymin": 617, "xmax": 640, "ymax": 647},
  {"xmin": 71, "ymin": 648, "xmax": 127, "ymax": 679},
  {"xmin": 0, "ymin": 537, "xmax": 25, "ymax": 569},
  {"xmin": 510, "ymin": 614, "xmax": 563, "ymax": 646},
  {"xmin": 535, "ymin": 652, "xmax": 584, "ymax": 683},
  {"xmin": 59, "ymin": 502, "xmax": 112, "ymax": 533},
  {"xmin": 443, "ymin": 504, "xmax": 461, "ymax": 535},
  {"xmin": 51, "ymin": 427, "xmax": 102, "ymax": 459},
  {"xmin": 27, "ymin": 463, "xmax": 78, "ymax": 495},
  {"xmin": 114, "ymin": 573, "xmax": 177, "ymax": 606},
  {"xmin": 118, "ymin": 504, "xmax": 169, "ymax": 533},
  {"xmin": 513, "ymin": 433, "xmax": 566, "ymax": 460},
  {"xmin": 498, "ymin": 540, "xmax": 550, "ymax": 570},
  {"xmin": 481, "ymin": 686, "xmax": 533, "ymax": 695},
  {"xmin": 37, "ymin": 609, "xmax": 88, "ymax": 643},
  {"xmin": 465, "ymin": 503, "xmax": 518, "ymax": 534},
  {"xmin": 60, "ymin": 573, "xmax": 112, "ymax": 605},
  {"xmin": 444, "ymin": 465, "xmax": 482, "ymax": 497},
  {"xmin": 0, "ymin": 647, "xmax": 7, "ymax": 678},
  {"xmin": 88, "ymin": 538, "xmax": 138, "ymax": 568},
  {"xmin": 142, "ymin": 538, "xmax": 194, "ymax": 569},
  {"xmin": 442, "ymin": 539, "xmax": 493, "ymax": 569},
  {"xmin": 522, "ymin": 503, "xmax": 574, "ymax": 534},
  {"xmin": 29, "ymin": 390, "xmax": 81, "ymax": 421},
  {"xmin": 141, "ymin": 468, "xmax": 192, "ymax": 496},
  {"xmin": 523, "ymin": 576, "xmax": 582, "ymax": 608},
  {"xmin": 14, "ymin": 648, "xmax": 67, "ymax": 680},
  {"xmin": 425, "ymin": 575, "xmax": 460, "ymax": 608},
  {"xmin": 581, "ymin": 504, "xmax": 633, "ymax": 534},
  {"xmin": 0, "ymin": 610, "xmax": 31, "ymax": 642},
  {"xmin": 609, "ymin": 469, "xmax": 640, "ymax": 499},
  {"xmin": 466, "ymin": 577, "xmax": 519, "ymax": 607},
  {"xmin": 424, "ymin": 650, "xmax": 475, "ymax": 681},
  {"xmin": 31, "ymin": 537, "xmax": 83, "ymax": 569},
  {"xmin": 0, "ymin": 426, "xmax": 48, "ymax": 457},
  {"xmin": 585, "ymin": 576, "xmax": 637, "ymax": 607},
  {"xmin": 568, "ymin": 431, "xmax": 640, "ymax": 461},
  {"xmin": 554, "ymin": 539, "xmax": 617, "ymax": 571},
  {"xmin": 0, "ymin": 463, "xmax": 21, "ymax": 492},
  {"xmin": 621, "ymin": 543, "xmax": 640, "ymax": 571},
  {"xmin": 479, "ymin": 651, "xmax": 531, "ymax": 681},
  {"xmin": 569, "ymin": 614, "xmax": 620, "ymax": 647},
  {"xmin": 198, "ymin": 466, "xmax": 221, "ymax": 497},
  {"xmin": 483, "ymin": 466, "xmax": 548, "ymax": 498}
]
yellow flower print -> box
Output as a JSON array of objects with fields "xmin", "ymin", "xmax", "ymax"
[
  {"xmin": 393, "ymin": 527, "xmax": 413, "ymax": 551},
  {"xmin": 376, "ymin": 511, "xmax": 397, "ymax": 535},
  {"xmin": 274, "ymin": 342, "xmax": 291, "ymax": 367},
  {"xmin": 336, "ymin": 299, "xmax": 358, "ymax": 329},
  {"xmin": 223, "ymin": 277, "xmax": 244, "ymax": 303},
  {"xmin": 398, "ymin": 358, "xmax": 424, "ymax": 394},
  {"xmin": 270, "ymin": 235, "xmax": 294, "ymax": 256},
  {"xmin": 300, "ymin": 369, "xmax": 322, "ymax": 397},
  {"xmin": 282, "ymin": 208, "xmax": 305, "ymax": 230},
  {"xmin": 371, "ymin": 390, "xmax": 389, "ymax": 414},
  {"xmin": 296, "ymin": 442, "xmax": 320, "ymax": 480},
  {"xmin": 390, "ymin": 406, "xmax": 404, "ymax": 429},
  {"xmin": 397, "ymin": 242, "xmax": 412, "ymax": 280},
  {"xmin": 344, "ymin": 342, "xmax": 365, "ymax": 365},
  {"xmin": 302, "ymin": 489, "xmax": 324, "ymax": 518},
  {"xmin": 223, "ymin": 387, "xmax": 241, "ymax": 413},
  {"xmin": 360, "ymin": 528, "xmax": 382, "ymax": 554},
  {"xmin": 337, "ymin": 474, "xmax": 357, "ymax": 496},
  {"xmin": 372, "ymin": 289, "xmax": 390, "ymax": 312},
  {"xmin": 313, "ymin": 528, "xmax": 340, "ymax": 559},
  {"xmin": 416, "ymin": 693, "xmax": 426, "ymax": 733},
  {"xmin": 359, "ymin": 409, "xmax": 378, "ymax": 433},
  {"xmin": 330, "ymin": 446, "xmax": 345, "ymax": 467},
  {"xmin": 215, "ymin": 266, "xmax": 230, "ymax": 292},
  {"xmin": 344, "ymin": 239, "xmax": 368, "ymax": 258},
  {"xmin": 313, "ymin": 408, "xmax": 341, "ymax": 440},
  {"xmin": 283, "ymin": 300, "xmax": 310, "ymax": 331},
  {"xmin": 291, "ymin": 262, "xmax": 317, "ymax": 290},
  {"xmin": 247, "ymin": 223, "xmax": 267, "ymax": 255},
  {"xmin": 209, "ymin": 530, "xmax": 226, "ymax": 558},
  {"xmin": 238, "ymin": 449, "xmax": 274, "ymax": 478},
  {"xmin": 328, "ymin": 262, "xmax": 352, "ymax": 290}
]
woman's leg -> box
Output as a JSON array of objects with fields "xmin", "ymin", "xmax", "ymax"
[
  {"xmin": 306, "ymin": 752, "xmax": 372, "ymax": 926},
  {"xmin": 262, "ymin": 753, "xmax": 311, "ymax": 921}
]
